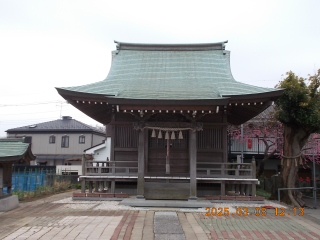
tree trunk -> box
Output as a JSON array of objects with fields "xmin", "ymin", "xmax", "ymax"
[
  {"xmin": 258, "ymin": 161, "xmax": 265, "ymax": 177},
  {"xmin": 257, "ymin": 142, "xmax": 276, "ymax": 177},
  {"xmin": 277, "ymin": 125, "xmax": 310, "ymax": 207}
]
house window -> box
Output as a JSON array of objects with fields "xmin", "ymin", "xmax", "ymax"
[
  {"xmin": 24, "ymin": 136, "xmax": 32, "ymax": 143},
  {"xmin": 61, "ymin": 136, "xmax": 69, "ymax": 148},
  {"xmin": 79, "ymin": 135, "xmax": 85, "ymax": 144},
  {"xmin": 49, "ymin": 136, "xmax": 55, "ymax": 144}
]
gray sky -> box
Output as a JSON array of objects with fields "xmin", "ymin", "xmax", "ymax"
[{"xmin": 1, "ymin": 0, "xmax": 320, "ymax": 137}]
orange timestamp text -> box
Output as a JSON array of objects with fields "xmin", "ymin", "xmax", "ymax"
[{"xmin": 205, "ymin": 207, "xmax": 304, "ymax": 216}]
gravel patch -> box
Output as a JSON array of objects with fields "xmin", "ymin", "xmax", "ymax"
[
  {"xmin": 213, "ymin": 200, "xmax": 288, "ymax": 209},
  {"xmin": 58, "ymin": 203, "xmax": 98, "ymax": 210},
  {"xmin": 53, "ymin": 197, "xmax": 148, "ymax": 211},
  {"xmin": 53, "ymin": 198, "xmax": 100, "ymax": 204},
  {"xmin": 53, "ymin": 198, "xmax": 287, "ymax": 212},
  {"xmin": 179, "ymin": 208, "xmax": 207, "ymax": 212},
  {"xmin": 93, "ymin": 201, "xmax": 148, "ymax": 211}
]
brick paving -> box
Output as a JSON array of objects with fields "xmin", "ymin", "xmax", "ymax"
[{"xmin": 0, "ymin": 192, "xmax": 320, "ymax": 240}]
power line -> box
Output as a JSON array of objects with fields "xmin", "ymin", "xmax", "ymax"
[
  {"xmin": 0, "ymin": 114, "xmax": 97, "ymax": 124},
  {"xmin": 0, "ymin": 100, "xmax": 66, "ymax": 107},
  {"xmin": 1, "ymin": 107, "xmax": 76, "ymax": 116},
  {"xmin": 0, "ymin": 91, "xmax": 56, "ymax": 97}
]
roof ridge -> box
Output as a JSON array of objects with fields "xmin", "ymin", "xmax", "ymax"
[
  {"xmin": 6, "ymin": 119, "xmax": 61, "ymax": 131},
  {"xmin": 114, "ymin": 40, "xmax": 228, "ymax": 51}
]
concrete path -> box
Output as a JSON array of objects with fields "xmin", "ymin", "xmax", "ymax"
[
  {"xmin": 154, "ymin": 212, "xmax": 185, "ymax": 240},
  {"xmin": 0, "ymin": 192, "xmax": 320, "ymax": 240}
]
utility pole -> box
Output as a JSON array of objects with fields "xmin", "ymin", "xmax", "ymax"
[
  {"xmin": 56, "ymin": 101, "xmax": 67, "ymax": 118},
  {"xmin": 241, "ymin": 124, "xmax": 244, "ymax": 163},
  {"xmin": 313, "ymin": 148, "xmax": 317, "ymax": 209}
]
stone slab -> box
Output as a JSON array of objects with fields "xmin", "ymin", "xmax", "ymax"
[
  {"xmin": 155, "ymin": 234, "xmax": 186, "ymax": 240},
  {"xmin": 154, "ymin": 212, "xmax": 185, "ymax": 240},
  {"xmin": 209, "ymin": 200, "xmax": 265, "ymax": 204},
  {"xmin": 72, "ymin": 197, "xmax": 125, "ymax": 201},
  {"xmin": 0, "ymin": 195, "xmax": 19, "ymax": 212},
  {"xmin": 120, "ymin": 198, "xmax": 212, "ymax": 208}
]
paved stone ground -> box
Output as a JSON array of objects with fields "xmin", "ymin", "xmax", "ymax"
[{"xmin": 0, "ymin": 192, "xmax": 320, "ymax": 240}]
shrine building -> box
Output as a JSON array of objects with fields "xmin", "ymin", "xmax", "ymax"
[{"xmin": 56, "ymin": 41, "xmax": 283, "ymax": 200}]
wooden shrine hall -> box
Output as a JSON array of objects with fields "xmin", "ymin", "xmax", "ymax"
[{"xmin": 56, "ymin": 41, "xmax": 283, "ymax": 200}]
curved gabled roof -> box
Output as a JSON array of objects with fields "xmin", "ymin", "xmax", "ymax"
[
  {"xmin": 56, "ymin": 41, "xmax": 284, "ymax": 125},
  {"xmin": 0, "ymin": 138, "xmax": 36, "ymax": 162},
  {"xmin": 58, "ymin": 41, "xmax": 282, "ymax": 100}
]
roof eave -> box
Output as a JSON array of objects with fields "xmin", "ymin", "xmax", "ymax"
[
  {"xmin": 57, "ymin": 88, "xmax": 231, "ymax": 106},
  {"xmin": 223, "ymin": 89, "xmax": 285, "ymax": 101}
]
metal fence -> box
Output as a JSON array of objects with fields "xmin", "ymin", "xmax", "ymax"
[{"xmin": 4, "ymin": 168, "xmax": 73, "ymax": 200}]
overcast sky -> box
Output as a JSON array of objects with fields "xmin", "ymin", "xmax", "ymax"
[{"xmin": 1, "ymin": 0, "xmax": 320, "ymax": 137}]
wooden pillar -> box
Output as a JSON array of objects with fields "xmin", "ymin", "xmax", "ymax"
[
  {"xmin": 88, "ymin": 181, "xmax": 93, "ymax": 193},
  {"xmin": 105, "ymin": 181, "xmax": 110, "ymax": 192},
  {"xmin": 137, "ymin": 130, "xmax": 145, "ymax": 199},
  {"xmin": 94, "ymin": 181, "xmax": 99, "ymax": 192},
  {"xmin": 222, "ymin": 115, "xmax": 228, "ymax": 196},
  {"xmin": 245, "ymin": 184, "xmax": 250, "ymax": 196},
  {"xmin": 111, "ymin": 180, "xmax": 115, "ymax": 193},
  {"xmin": 81, "ymin": 179, "xmax": 86, "ymax": 193},
  {"xmin": 0, "ymin": 167, "xmax": 3, "ymax": 198},
  {"xmin": 81, "ymin": 154, "xmax": 86, "ymax": 193},
  {"xmin": 221, "ymin": 181, "xmax": 225, "ymax": 196},
  {"xmin": 240, "ymin": 184, "xmax": 245, "ymax": 195},
  {"xmin": 252, "ymin": 157, "xmax": 256, "ymax": 196},
  {"xmin": 189, "ymin": 130, "xmax": 197, "ymax": 201}
]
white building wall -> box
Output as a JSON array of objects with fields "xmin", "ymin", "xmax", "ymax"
[
  {"xmin": 231, "ymin": 138, "xmax": 269, "ymax": 154},
  {"xmin": 7, "ymin": 133, "xmax": 105, "ymax": 155},
  {"xmin": 86, "ymin": 137, "xmax": 111, "ymax": 162},
  {"xmin": 56, "ymin": 165, "xmax": 82, "ymax": 175}
]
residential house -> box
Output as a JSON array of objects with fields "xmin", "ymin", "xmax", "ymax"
[{"xmin": 6, "ymin": 116, "xmax": 106, "ymax": 167}]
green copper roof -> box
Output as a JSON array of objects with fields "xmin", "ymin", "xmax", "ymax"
[
  {"xmin": 0, "ymin": 139, "xmax": 31, "ymax": 159},
  {"xmin": 59, "ymin": 42, "xmax": 281, "ymax": 100}
]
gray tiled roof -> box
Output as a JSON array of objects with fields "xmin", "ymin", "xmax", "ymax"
[
  {"xmin": 60, "ymin": 44, "xmax": 281, "ymax": 100},
  {"xmin": 0, "ymin": 138, "xmax": 30, "ymax": 158},
  {"xmin": 6, "ymin": 118, "xmax": 105, "ymax": 135}
]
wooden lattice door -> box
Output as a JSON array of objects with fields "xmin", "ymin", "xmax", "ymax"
[{"xmin": 147, "ymin": 130, "xmax": 189, "ymax": 175}]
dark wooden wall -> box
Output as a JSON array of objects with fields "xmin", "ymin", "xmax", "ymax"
[{"xmin": 110, "ymin": 111, "xmax": 227, "ymax": 175}]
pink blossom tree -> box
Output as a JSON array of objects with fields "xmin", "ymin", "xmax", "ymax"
[
  {"xmin": 300, "ymin": 133, "xmax": 320, "ymax": 167},
  {"xmin": 228, "ymin": 118, "xmax": 283, "ymax": 177}
]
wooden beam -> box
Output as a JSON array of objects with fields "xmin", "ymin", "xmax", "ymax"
[{"xmin": 120, "ymin": 105, "xmax": 219, "ymax": 111}]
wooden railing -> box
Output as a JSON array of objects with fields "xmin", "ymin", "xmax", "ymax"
[
  {"xmin": 85, "ymin": 161, "xmax": 138, "ymax": 176},
  {"xmin": 197, "ymin": 162, "xmax": 255, "ymax": 179},
  {"xmin": 83, "ymin": 159, "xmax": 256, "ymax": 179}
]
